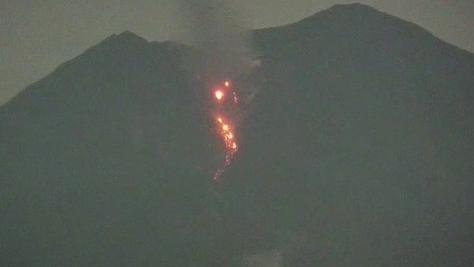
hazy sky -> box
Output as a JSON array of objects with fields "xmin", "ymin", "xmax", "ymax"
[{"xmin": 1, "ymin": 0, "xmax": 473, "ymax": 105}]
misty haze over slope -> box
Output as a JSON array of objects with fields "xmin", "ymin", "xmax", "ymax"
[{"xmin": 1, "ymin": 3, "xmax": 473, "ymax": 267}]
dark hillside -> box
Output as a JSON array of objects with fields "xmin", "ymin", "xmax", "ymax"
[
  {"xmin": 223, "ymin": 3, "xmax": 474, "ymax": 266},
  {"xmin": 1, "ymin": 3, "xmax": 473, "ymax": 267}
]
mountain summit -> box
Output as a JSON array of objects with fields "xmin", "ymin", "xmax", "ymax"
[
  {"xmin": 1, "ymin": 4, "xmax": 474, "ymax": 267},
  {"xmin": 230, "ymin": 3, "xmax": 474, "ymax": 266}
]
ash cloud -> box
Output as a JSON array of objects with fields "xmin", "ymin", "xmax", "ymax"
[{"xmin": 174, "ymin": 0, "xmax": 255, "ymax": 81}]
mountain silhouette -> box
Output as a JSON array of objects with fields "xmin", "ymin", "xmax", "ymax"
[
  {"xmin": 223, "ymin": 3, "xmax": 474, "ymax": 266},
  {"xmin": 0, "ymin": 31, "xmax": 231, "ymax": 266},
  {"xmin": 1, "ymin": 3, "xmax": 473, "ymax": 267}
]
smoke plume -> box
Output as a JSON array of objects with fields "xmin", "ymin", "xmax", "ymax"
[{"xmin": 174, "ymin": 0, "xmax": 255, "ymax": 81}]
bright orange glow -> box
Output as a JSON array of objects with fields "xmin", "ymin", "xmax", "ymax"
[
  {"xmin": 211, "ymin": 79, "xmax": 239, "ymax": 181},
  {"xmin": 214, "ymin": 90, "xmax": 224, "ymax": 101}
]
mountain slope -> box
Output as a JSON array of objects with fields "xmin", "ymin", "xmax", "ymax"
[
  {"xmin": 0, "ymin": 32, "xmax": 231, "ymax": 266},
  {"xmin": 222, "ymin": 3, "xmax": 474, "ymax": 267},
  {"xmin": 1, "ymin": 3, "xmax": 474, "ymax": 267}
]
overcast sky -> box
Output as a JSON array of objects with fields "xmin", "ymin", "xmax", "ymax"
[{"xmin": 1, "ymin": 0, "xmax": 473, "ymax": 105}]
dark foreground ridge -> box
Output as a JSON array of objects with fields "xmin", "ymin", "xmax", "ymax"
[{"xmin": 1, "ymin": 3, "xmax": 474, "ymax": 266}]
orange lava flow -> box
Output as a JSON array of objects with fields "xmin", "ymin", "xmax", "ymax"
[
  {"xmin": 212, "ymin": 80, "xmax": 239, "ymax": 181},
  {"xmin": 216, "ymin": 117, "xmax": 238, "ymax": 155}
]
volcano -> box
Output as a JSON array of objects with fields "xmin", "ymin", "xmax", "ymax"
[{"xmin": 1, "ymin": 3, "xmax": 474, "ymax": 267}]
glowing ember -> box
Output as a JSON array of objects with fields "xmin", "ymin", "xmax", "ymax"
[
  {"xmin": 211, "ymin": 80, "xmax": 239, "ymax": 181},
  {"xmin": 214, "ymin": 90, "xmax": 224, "ymax": 101}
]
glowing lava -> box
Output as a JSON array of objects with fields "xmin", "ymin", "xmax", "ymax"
[
  {"xmin": 211, "ymin": 80, "xmax": 239, "ymax": 181},
  {"xmin": 222, "ymin": 124, "xmax": 230, "ymax": 132},
  {"xmin": 214, "ymin": 90, "xmax": 224, "ymax": 101},
  {"xmin": 215, "ymin": 117, "xmax": 237, "ymax": 153}
]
